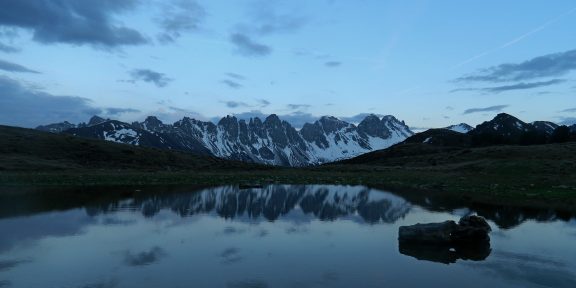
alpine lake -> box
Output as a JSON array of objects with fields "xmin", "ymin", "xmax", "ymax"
[{"xmin": 0, "ymin": 185, "xmax": 575, "ymax": 288}]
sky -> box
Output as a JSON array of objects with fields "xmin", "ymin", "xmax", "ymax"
[{"xmin": 0, "ymin": 0, "xmax": 575, "ymax": 130}]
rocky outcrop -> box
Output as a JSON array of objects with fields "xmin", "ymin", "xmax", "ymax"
[
  {"xmin": 398, "ymin": 215, "xmax": 491, "ymax": 244},
  {"xmin": 398, "ymin": 215, "xmax": 492, "ymax": 264}
]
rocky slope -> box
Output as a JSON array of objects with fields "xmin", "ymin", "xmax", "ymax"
[
  {"xmin": 444, "ymin": 123, "xmax": 473, "ymax": 133},
  {"xmin": 38, "ymin": 114, "xmax": 414, "ymax": 167}
]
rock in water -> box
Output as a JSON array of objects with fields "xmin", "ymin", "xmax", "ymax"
[
  {"xmin": 452, "ymin": 215, "xmax": 492, "ymax": 243},
  {"xmin": 398, "ymin": 215, "xmax": 492, "ymax": 264},
  {"xmin": 398, "ymin": 215, "xmax": 491, "ymax": 244},
  {"xmin": 398, "ymin": 221, "xmax": 458, "ymax": 244}
]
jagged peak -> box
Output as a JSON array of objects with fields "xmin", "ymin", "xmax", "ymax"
[
  {"xmin": 317, "ymin": 115, "xmax": 349, "ymax": 133},
  {"xmin": 445, "ymin": 123, "xmax": 473, "ymax": 133},
  {"xmin": 319, "ymin": 115, "xmax": 340, "ymax": 121},
  {"xmin": 363, "ymin": 114, "xmax": 381, "ymax": 121},
  {"xmin": 381, "ymin": 115, "xmax": 397, "ymax": 121},
  {"xmin": 88, "ymin": 115, "xmax": 107, "ymax": 126},
  {"xmin": 264, "ymin": 114, "xmax": 282, "ymax": 126},
  {"xmin": 493, "ymin": 113, "xmax": 518, "ymax": 121},
  {"xmin": 144, "ymin": 115, "xmax": 163, "ymax": 124},
  {"xmin": 218, "ymin": 115, "xmax": 238, "ymax": 126},
  {"xmin": 249, "ymin": 117, "xmax": 263, "ymax": 125}
]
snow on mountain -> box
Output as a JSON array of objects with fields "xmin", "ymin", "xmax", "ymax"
[
  {"xmin": 36, "ymin": 121, "xmax": 77, "ymax": 133},
  {"xmin": 444, "ymin": 123, "xmax": 473, "ymax": 133},
  {"xmin": 46, "ymin": 113, "xmax": 413, "ymax": 166},
  {"xmin": 531, "ymin": 121, "xmax": 559, "ymax": 135},
  {"xmin": 470, "ymin": 113, "xmax": 533, "ymax": 137}
]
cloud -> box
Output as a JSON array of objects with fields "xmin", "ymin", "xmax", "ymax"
[
  {"xmin": 0, "ymin": 59, "xmax": 39, "ymax": 73},
  {"xmin": 482, "ymin": 79, "xmax": 566, "ymax": 93},
  {"xmin": 104, "ymin": 108, "xmax": 140, "ymax": 116},
  {"xmin": 0, "ymin": 0, "xmax": 147, "ymax": 48},
  {"xmin": 560, "ymin": 108, "xmax": 576, "ymax": 113},
  {"xmin": 325, "ymin": 61, "xmax": 342, "ymax": 67},
  {"xmin": 0, "ymin": 42, "xmax": 19, "ymax": 53},
  {"xmin": 452, "ymin": 79, "xmax": 566, "ymax": 94},
  {"xmin": 129, "ymin": 69, "xmax": 172, "ymax": 87},
  {"xmin": 150, "ymin": 106, "xmax": 207, "ymax": 124},
  {"xmin": 458, "ymin": 49, "xmax": 576, "ymax": 82},
  {"xmin": 224, "ymin": 101, "xmax": 250, "ymax": 108},
  {"xmin": 228, "ymin": 1, "xmax": 306, "ymax": 58},
  {"xmin": 257, "ymin": 99, "xmax": 270, "ymax": 107},
  {"xmin": 0, "ymin": 76, "xmax": 101, "ymax": 127},
  {"xmin": 287, "ymin": 104, "xmax": 311, "ymax": 110},
  {"xmin": 226, "ymin": 73, "xmax": 246, "ymax": 80},
  {"xmin": 242, "ymin": 0, "xmax": 307, "ymax": 36},
  {"xmin": 230, "ymin": 33, "xmax": 272, "ymax": 57},
  {"xmin": 124, "ymin": 247, "xmax": 166, "ymax": 266},
  {"xmin": 156, "ymin": 0, "xmax": 205, "ymax": 43},
  {"xmin": 463, "ymin": 105, "xmax": 509, "ymax": 114},
  {"xmin": 221, "ymin": 79, "xmax": 243, "ymax": 89}
]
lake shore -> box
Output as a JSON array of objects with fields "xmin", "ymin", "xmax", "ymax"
[{"xmin": 2, "ymin": 167, "xmax": 575, "ymax": 212}]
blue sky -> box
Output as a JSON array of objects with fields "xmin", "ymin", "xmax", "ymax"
[{"xmin": 1, "ymin": 0, "xmax": 575, "ymax": 129}]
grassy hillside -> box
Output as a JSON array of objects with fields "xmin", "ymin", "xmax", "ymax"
[
  {"xmin": 324, "ymin": 142, "xmax": 576, "ymax": 210},
  {"xmin": 0, "ymin": 125, "xmax": 266, "ymax": 172}
]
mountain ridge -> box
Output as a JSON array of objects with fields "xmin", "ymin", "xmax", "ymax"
[{"xmin": 38, "ymin": 113, "xmax": 414, "ymax": 167}]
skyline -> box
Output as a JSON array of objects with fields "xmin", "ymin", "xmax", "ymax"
[{"xmin": 1, "ymin": 0, "xmax": 575, "ymax": 129}]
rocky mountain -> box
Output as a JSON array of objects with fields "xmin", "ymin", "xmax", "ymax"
[
  {"xmin": 444, "ymin": 123, "xmax": 473, "ymax": 133},
  {"xmin": 531, "ymin": 121, "xmax": 559, "ymax": 135},
  {"xmin": 403, "ymin": 129, "xmax": 471, "ymax": 147},
  {"xmin": 410, "ymin": 113, "xmax": 571, "ymax": 147},
  {"xmin": 36, "ymin": 121, "xmax": 77, "ymax": 133},
  {"xmin": 470, "ymin": 113, "xmax": 532, "ymax": 137},
  {"xmin": 39, "ymin": 114, "xmax": 413, "ymax": 166}
]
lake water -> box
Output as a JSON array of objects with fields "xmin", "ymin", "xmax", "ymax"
[{"xmin": 0, "ymin": 185, "xmax": 575, "ymax": 288}]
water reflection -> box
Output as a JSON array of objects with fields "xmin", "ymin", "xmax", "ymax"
[
  {"xmin": 1, "ymin": 185, "xmax": 574, "ymax": 229},
  {"xmin": 382, "ymin": 189, "xmax": 575, "ymax": 229},
  {"xmin": 0, "ymin": 185, "xmax": 575, "ymax": 288},
  {"xmin": 399, "ymin": 242, "xmax": 492, "ymax": 264},
  {"xmin": 84, "ymin": 185, "xmax": 413, "ymax": 224}
]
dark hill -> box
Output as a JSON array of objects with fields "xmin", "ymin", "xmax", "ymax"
[
  {"xmin": 402, "ymin": 128, "xmax": 471, "ymax": 147},
  {"xmin": 0, "ymin": 125, "xmax": 263, "ymax": 172}
]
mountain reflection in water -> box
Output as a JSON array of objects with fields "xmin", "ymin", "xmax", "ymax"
[
  {"xmin": 85, "ymin": 185, "xmax": 413, "ymax": 224},
  {"xmin": 0, "ymin": 185, "xmax": 575, "ymax": 288}
]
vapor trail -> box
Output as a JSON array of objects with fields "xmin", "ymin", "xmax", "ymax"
[{"xmin": 451, "ymin": 7, "xmax": 576, "ymax": 70}]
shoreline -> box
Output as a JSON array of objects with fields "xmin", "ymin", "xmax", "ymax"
[{"xmin": 2, "ymin": 168, "xmax": 575, "ymax": 212}]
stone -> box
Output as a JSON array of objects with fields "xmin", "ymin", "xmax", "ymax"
[{"xmin": 398, "ymin": 215, "xmax": 491, "ymax": 244}]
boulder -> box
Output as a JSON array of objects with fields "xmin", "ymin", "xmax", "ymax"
[
  {"xmin": 398, "ymin": 215, "xmax": 491, "ymax": 244},
  {"xmin": 398, "ymin": 215, "xmax": 492, "ymax": 263}
]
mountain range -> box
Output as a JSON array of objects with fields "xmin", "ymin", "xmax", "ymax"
[
  {"xmin": 37, "ymin": 114, "xmax": 414, "ymax": 166},
  {"xmin": 398, "ymin": 113, "xmax": 574, "ymax": 148},
  {"xmin": 36, "ymin": 112, "xmax": 575, "ymax": 166}
]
